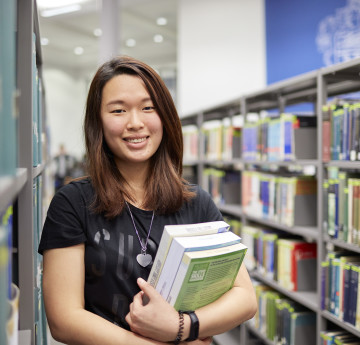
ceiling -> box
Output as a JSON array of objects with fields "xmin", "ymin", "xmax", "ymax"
[{"xmin": 37, "ymin": 0, "xmax": 178, "ymax": 79}]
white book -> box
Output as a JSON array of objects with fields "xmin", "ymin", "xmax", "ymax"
[
  {"xmin": 148, "ymin": 221, "xmax": 230, "ymax": 287},
  {"xmin": 156, "ymin": 230, "xmax": 241, "ymax": 300}
]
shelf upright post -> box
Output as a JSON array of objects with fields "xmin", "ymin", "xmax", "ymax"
[
  {"xmin": 278, "ymin": 94, "xmax": 286, "ymax": 114},
  {"xmin": 316, "ymin": 69, "xmax": 327, "ymax": 345},
  {"xmin": 197, "ymin": 111, "xmax": 204, "ymax": 187},
  {"xmin": 16, "ymin": 0, "xmax": 35, "ymax": 340},
  {"xmin": 239, "ymin": 94, "xmax": 252, "ymax": 345},
  {"xmin": 240, "ymin": 95, "xmax": 248, "ymax": 228}
]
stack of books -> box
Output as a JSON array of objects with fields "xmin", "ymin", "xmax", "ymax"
[{"xmin": 148, "ymin": 221, "xmax": 247, "ymax": 311}]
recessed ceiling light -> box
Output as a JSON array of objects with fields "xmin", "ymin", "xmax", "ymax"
[
  {"xmin": 37, "ymin": 0, "xmax": 88, "ymax": 9},
  {"xmin": 156, "ymin": 17, "xmax": 167, "ymax": 26},
  {"xmin": 153, "ymin": 34, "xmax": 164, "ymax": 43},
  {"xmin": 41, "ymin": 37, "xmax": 49, "ymax": 46},
  {"xmin": 126, "ymin": 38, "xmax": 136, "ymax": 47},
  {"xmin": 93, "ymin": 28, "xmax": 102, "ymax": 37},
  {"xmin": 74, "ymin": 46, "xmax": 84, "ymax": 55},
  {"xmin": 41, "ymin": 4, "xmax": 81, "ymax": 17}
]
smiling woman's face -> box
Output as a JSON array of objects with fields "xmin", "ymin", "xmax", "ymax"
[{"xmin": 100, "ymin": 74, "xmax": 163, "ymax": 170}]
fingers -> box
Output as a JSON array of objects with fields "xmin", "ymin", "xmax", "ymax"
[{"xmin": 137, "ymin": 277, "xmax": 159, "ymax": 303}]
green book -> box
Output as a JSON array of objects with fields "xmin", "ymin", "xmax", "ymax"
[
  {"xmin": 167, "ymin": 242, "xmax": 247, "ymax": 311},
  {"xmin": 147, "ymin": 221, "xmax": 230, "ymax": 288}
]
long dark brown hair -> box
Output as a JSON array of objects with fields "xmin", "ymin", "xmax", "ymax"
[{"xmin": 84, "ymin": 55, "xmax": 194, "ymax": 218}]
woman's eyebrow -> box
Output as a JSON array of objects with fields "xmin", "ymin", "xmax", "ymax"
[{"xmin": 106, "ymin": 97, "xmax": 153, "ymax": 106}]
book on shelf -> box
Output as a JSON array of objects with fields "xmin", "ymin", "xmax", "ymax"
[
  {"xmin": 155, "ymin": 230, "xmax": 241, "ymax": 302},
  {"xmin": 202, "ymin": 120, "xmax": 223, "ymax": 161},
  {"xmin": 182, "ymin": 125, "xmax": 198, "ymax": 162},
  {"xmin": 148, "ymin": 221, "xmax": 230, "ymax": 288},
  {"xmin": 276, "ymin": 239, "xmax": 317, "ymax": 291},
  {"xmin": 320, "ymin": 330, "xmax": 348, "ymax": 345},
  {"xmin": 0, "ymin": 223, "xmax": 9, "ymax": 345},
  {"xmin": 290, "ymin": 311, "xmax": 316, "ymax": 345},
  {"xmin": 241, "ymin": 225, "xmax": 259, "ymax": 271},
  {"xmin": 166, "ymin": 241, "xmax": 247, "ymax": 311},
  {"xmin": 349, "ymin": 104, "xmax": 360, "ymax": 161},
  {"xmin": 202, "ymin": 168, "xmax": 240, "ymax": 205}
]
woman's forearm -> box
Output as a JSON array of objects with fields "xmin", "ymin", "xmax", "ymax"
[{"xmin": 48, "ymin": 307, "xmax": 165, "ymax": 345}]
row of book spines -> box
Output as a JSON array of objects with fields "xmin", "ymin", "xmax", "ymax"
[
  {"xmin": 321, "ymin": 255, "xmax": 360, "ymax": 329},
  {"xmin": 203, "ymin": 125, "xmax": 242, "ymax": 161},
  {"xmin": 32, "ymin": 33, "xmax": 43, "ymax": 168},
  {"xmin": 322, "ymin": 103, "xmax": 360, "ymax": 162},
  {"xmin": 321, "ymin": 329, "xmax": 360, "ymax": 345},
  {"xmin": 242, "ymin": 226, "xmax": 317, "ymax": 292},
  {"xmin": 182, "ymin": 126, "xmax": 199, "ymax": 161},
  {"xmin": 202, "ymin": 168, "xmax": 240, "ymax": 205},
  {"xmin": 252, "ymin": 282, "xmax": 316, "ymax": 345},
  {"xmin": 242, "ymin": 171, "xmax": 317, "ymax": 227},
  {"xmin": 324, "ymin": 175, "xmax": 360, "ymax": 244},
  {"xmin": 182, "ymin": 122, "xmax": 242, "ymax": 161},
  {"xmin": 242, "ymin": 113, "xmax": 316, "ymax": 162},
  {"xmin": 0, "ymin": 205, "xmax": 13, "ymax": 300},
  {"xmin": 0, "ymin": 204, "xmax": 14, "ymax": 344}
]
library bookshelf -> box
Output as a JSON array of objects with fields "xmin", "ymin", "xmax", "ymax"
[
  {"xmin": 0, "ymin": 0, "xmax": 51, "ymax": 344},
  {"xmin": 181, "ymin": 58, "xmax": 360, "ymax": 345}
]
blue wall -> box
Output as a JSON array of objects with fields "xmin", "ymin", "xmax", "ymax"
[{"xmin": 266, "ymin": 0, "xmax": 360, "ymax": 84}]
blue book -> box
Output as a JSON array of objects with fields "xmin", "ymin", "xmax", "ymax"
[
  {"xmin": 282, "ymin": 114, "xmax": 294, "ymax": 161},
  {"xmin": 349, "ymin": 264, "xmax": 360, "ymax": 325},
  {"xmin": 343, "ymin": 104, "xmax": 350, "ymax": 161}
]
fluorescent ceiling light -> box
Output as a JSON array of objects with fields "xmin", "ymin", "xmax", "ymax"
[
  {"xmin": 37, "ymin": 0, "xmax": 87, "ymax": 9},
  {"xmin": 156, "ymin": 17, "xmax": 167, "ymax": 26},
  {"xmin": 41, "ymin": 4, "xmax": 81, "ymax": 17},
  {"xmin": 41, "ymin": 37, "xmax": 49, "ymax": 46},
  {"xmin": 74, "ymin": 46, "xmax": 84, "ymax": 55},
  {"xmin": 153, "ymin": 34, "xmax": 164, "ymax": 43},
  {"xmin": 93, "ymin": 28, "xmax": 102, "ymax": 37},
  {"xmin": 126, "ymin": 38, "xmax": 136, "ymax": 47}
]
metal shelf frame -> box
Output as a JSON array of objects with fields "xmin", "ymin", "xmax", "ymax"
[{"xmin": 181, "ymin": 57, "xmax": 360, "ymax": 345}]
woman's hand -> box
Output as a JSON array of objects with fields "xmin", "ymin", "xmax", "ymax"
[{"xmin": 125, "ymin": 278, "xmax": 180, "ymax": 342}]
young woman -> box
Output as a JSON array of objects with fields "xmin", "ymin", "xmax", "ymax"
[{"xmin": 38, "ymin": 56, "xmax": 257, "ymax": 345}]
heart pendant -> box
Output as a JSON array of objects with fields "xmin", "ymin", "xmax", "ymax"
[{"xmin": 136, "ymin": 253, "xmax": 152, "ymax": 267}]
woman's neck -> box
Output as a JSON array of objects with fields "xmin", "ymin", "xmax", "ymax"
[{"xmin": 117, "ymin": 161, "xmax": 149, "ymax": 208}]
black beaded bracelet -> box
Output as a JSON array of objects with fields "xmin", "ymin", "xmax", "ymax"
[{"xmin": 174, "ymin": 311, "xmax": 184, "ymax": 345}]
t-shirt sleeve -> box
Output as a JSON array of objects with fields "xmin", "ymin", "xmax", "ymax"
[{"xmin": 38, "ymin": 184, "xmax": 87, "ymax": 255}]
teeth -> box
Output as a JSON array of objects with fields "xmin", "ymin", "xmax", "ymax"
[{"xmin": 127, "ymin": 137, "xmax": 146, "ymax": 143}]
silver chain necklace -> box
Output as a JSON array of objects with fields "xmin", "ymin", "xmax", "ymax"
[{"xmin": 125, "ymin": 201, "xmax": 155, "ymax": 267}]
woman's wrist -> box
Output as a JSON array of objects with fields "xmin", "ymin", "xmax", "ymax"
[
  {"xmin": 182, "ymin": 313, "xmax": 191, "ymax": 341},
  {"xmin": 173, "ymin": 311, "xmax": 191, "ymax": 344}
]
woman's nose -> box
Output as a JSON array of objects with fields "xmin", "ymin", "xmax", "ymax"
[{"xmin": 127, "ymin": 110, "xmax": 144, "ymax": 129}]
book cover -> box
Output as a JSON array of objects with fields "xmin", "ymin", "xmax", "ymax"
[
  {"xmin": 349, "ymin": 263, "xmax": 360, "ymax": 325},
  {"xmin": 321, "ymin": 261, "xmax": 330, "ymax": 311},
  {"xmin": 323, "ymin": 119, "xmax": 331, "ymax": 162},
  {"xmin": 148, "ymin": 221, "xmax": 230, "ymax": 288},
  {"xmin": 290, "ymin": 311, "xmax": 316, "ymax": 345},
  {"xmin": 167, "ymin": 242, "xmax": 247, "ymax": 311},
  {"xmin": 277, "ymin": 239, "xmax": 317, "ymax": 291},
  {"xmin": 155, "ymin": 230, "xmax": 241, "ymax": 300}
]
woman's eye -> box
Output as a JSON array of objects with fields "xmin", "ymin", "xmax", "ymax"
[
  {"xmin": 143, "ymin": 106, "xmax": 155, "ymax": 111},
  {"xmin": 111, "ymin": 109, "xmax": 125, "ymax": 114}
]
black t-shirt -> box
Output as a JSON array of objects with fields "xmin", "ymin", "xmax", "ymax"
[{"xmin": 38, "ymin": 179, "xmax": 223, "ymax": 329}]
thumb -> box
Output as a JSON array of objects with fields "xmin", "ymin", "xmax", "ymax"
[{"xmin": 137, "ymin": 278, "xmax": 154, "ymax": 306}]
